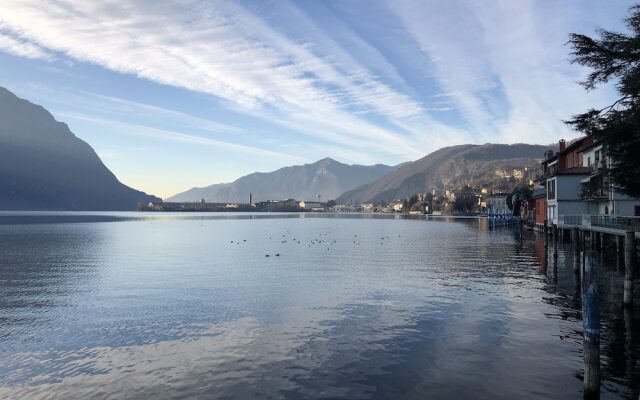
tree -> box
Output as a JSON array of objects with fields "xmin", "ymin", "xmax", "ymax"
[
  {"xmin": 454, "ymin": 185, "xmax": 476, "ymax": 213},
  {"xmin": 508, "ymin": 187, "xmax": 532, "ymax": 217},
  {"xmin": 566, "ymin": 5, "xmax": 640, "ymax": 196},
  {"xmin": 424, "ymin": 192, "xmax": 434, "ymax": 212}
]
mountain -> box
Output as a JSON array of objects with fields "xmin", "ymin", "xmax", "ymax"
[
  {"xmin": 336, "ymin": 143, "xmax": 550, "ymax": 204},
  {"xmin": 167, "ymin": 158, "xmax": 397, "ymax": 203},
  {"xmin": 0, "ymin": 87, "xmax": 160, "ymax": 210}
]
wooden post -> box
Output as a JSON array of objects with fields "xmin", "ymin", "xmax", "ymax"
[
  {"xmin": 600, "ymin": 232, "xmax": 605, "ymax": 251},
  {"xmin": 553, "ymin": 225, "xmax": 559, "ymax": 260},
  {"xmin": 582, "ymin": 251, "xmax": 600, "ymax": 396},
  {"xmin": 624, "ymin": 306, "xmax": 633, "ymax": 382},
  {"xmin": 624, "ymin": 230, "xmax": 636, "ymax": 306},
  {"xmin": 572, "ymin": 227, "xmax": 580, "ymax": 273},
  {"xmin": 590, "ymin": 231, "xmax": 596, "ymax": 250},
  {"xmin": 617, "ymin": 235, "xmax": 622, "ymax": 255}
]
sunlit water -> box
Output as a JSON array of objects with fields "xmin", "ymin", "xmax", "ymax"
[{"xmin": 0, "ymin": 212, "xmax": 638, "ymax": 399}]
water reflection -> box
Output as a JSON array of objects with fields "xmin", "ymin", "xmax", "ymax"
[{"xmin": 0, "ymin": 215, "xmax": 638, "ymax": 399}]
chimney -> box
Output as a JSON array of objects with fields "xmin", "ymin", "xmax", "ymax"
[
  {"xmin": 559, "ymin": 139, "xmax": 566, "ymax": 152},
  {"xmin": 250, "ymin": 193, "xmax": 252, "ymax": 205}
]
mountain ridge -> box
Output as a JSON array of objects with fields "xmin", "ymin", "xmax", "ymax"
[
  {"xmin": 167, "ymin": 157, "xmax": 398, "ymax": 203},
  {"xmin": 336, "ymin": 143, "xmax": 550, "ymax": 204},
  {"xmin": 0, "ymin": 87, "xmax": 160, "ymax": 211}
]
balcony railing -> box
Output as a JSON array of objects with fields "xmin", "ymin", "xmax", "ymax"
[
  {"xmin": 558, "ymin": 215, "xmax": 640, "ymax": 232},
  {"xmin": 590, "ymin": 215, "xmax": 640, "ymax": 232},
  {"xmin": 560, "ymin": 215, "xmax": 583, "ymax": 226},
  {"xmin": 582, "ymin": 189, "xmax": 608, "ymax": 200}
]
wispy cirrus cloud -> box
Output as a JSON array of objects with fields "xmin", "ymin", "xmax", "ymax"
[
  {"xmin": 0, "ymin": 0, "xmax": 630, "ymax": 176},
  {"xmin": 55, "ymin": 111, "xmax": 302, "ymax": 162},
  {"xmin": 0, "ymin": 0, "xmax": 434, "ymax": 160},
  {"xmin": 0, "ymin": 31, "xmax": 54, "ymax": 60}
]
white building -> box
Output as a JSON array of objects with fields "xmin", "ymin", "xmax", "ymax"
[
  {"xmin": 580, "ymin": 141, "xmax": 640, "ymax": 216},
  {"xmin": 486, "ymin": 194, "xmax": 511, "ymax": 218}
]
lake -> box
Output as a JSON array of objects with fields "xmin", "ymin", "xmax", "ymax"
[{"xmin": 0, "ymin": 212, "xmax": 638, "ymax": 399}]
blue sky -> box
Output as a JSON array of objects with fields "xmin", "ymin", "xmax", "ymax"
[{"xmin": 0, "ymin": 1, "xmax": 633, "ymax": 198}]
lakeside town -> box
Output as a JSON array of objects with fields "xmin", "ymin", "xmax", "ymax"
[{"xmin": 142, "ymin": 133, "xmax": 640, "ymax": 228}]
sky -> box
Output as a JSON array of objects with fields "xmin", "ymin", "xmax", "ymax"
[{"xmin": 0, "ymin": 0, "xmax": 633, "ymax": 199}]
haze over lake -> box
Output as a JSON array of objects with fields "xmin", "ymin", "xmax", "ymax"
[{"xmin": 0, "ymin": 213, "xmax": 637, "ymax": 399}]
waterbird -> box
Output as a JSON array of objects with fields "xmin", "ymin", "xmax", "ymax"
[{"xmin": 265, "ymin": 254, "xmax": 270, "ymax": 257}]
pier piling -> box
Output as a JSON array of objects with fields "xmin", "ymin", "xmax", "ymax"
[
  {"xmin": 572, "ymin": 228, "xmax": 580, "ymax": 273},
  {"xmin": 617, "ymin": 235, "xmax": 622, "ymax": 256},
  {"xmin": 624, "ymin": 230, "xmax": 636, "ymax": 306},
  {"xmin": 553, "ymin": 225, "xmax": 559, "ymax": 260},
  {"xmin": 581, "ymin": 251, "xmax": 600, "ymax": 397}
]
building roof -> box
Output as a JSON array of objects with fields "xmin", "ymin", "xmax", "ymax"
[
  {"xmin": 531, "ymin": 188, "xmax": 546, "ymax": 199},
  {"xmin": 543, "ymin": 135, "xmax": 594, "ymax": 164},
  {"xmin": 578, "ymin": 138, "xmax": 603, "ymax": 153}
]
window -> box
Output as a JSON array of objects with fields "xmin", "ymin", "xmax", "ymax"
[{"xmin": 547, "ymin": 179, "xmax": 556, "ymax": 200}]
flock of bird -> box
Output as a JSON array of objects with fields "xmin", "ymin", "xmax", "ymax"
[{"xmin": 229, "ymin": 229, "xmax": 401, "ymax": 258}]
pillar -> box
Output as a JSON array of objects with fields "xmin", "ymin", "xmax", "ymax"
[
  {"xmin": 624, "ymin": 230, "xmax": 636, "ymax": 306},
  {"xmin": 582, "ymin": 251, "xmax": 600, "ymax": 396}
]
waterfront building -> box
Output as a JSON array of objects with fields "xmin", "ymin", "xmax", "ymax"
[
  {"xmin": 533, "ymin": 188, "xmax": 547, "ymax": 227},
  {"xmin": 486, "ymin": 193, "xmax": 510, "ymax": 218},
  {"xmin": 579, "ymin": 140, "xmax": 640, "ymax": 216},
  {"xmin": 541, "ymin": 135, "xmax": 640, "ymax": 224},
  {"xmin": 541, "ymin": 137, "xmax": 593, "ymax": 225},
  {"xmin": 299, "ymin": 201, "xmax": 324, "ymax": 210}
]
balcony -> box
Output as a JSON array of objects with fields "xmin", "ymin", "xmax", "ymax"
[
  {"xmin": 581, "ymin": 174, "xmax": 610, "ymax": 201},
  {"xmin": 582, "ymin": 187, "xmax": 608, "ymax": 201}
]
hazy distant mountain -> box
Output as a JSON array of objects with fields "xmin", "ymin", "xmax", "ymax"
[
  {"xmin": 167, "ymin": 158, "xmax": 397, "ymax": 203},
  {"xmin": 0, "ymin": 87, "xmax": 160, "ymax": 210},
  {"xmin": 336, "ymin": 143, "xmax": 549, "ymax": 204}
]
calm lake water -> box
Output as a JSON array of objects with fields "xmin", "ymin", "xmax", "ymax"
[{"xmin": 0, "ymin": 212, "xmax": 638, "ymax": 399}]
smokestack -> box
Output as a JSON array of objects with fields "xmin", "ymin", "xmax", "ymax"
[
  {"xmin": 559, "ymin": 139, "xmax": 566, "ymax": 151},
  {"xmin": 250, "ymin": 193, "xmax": 252, "ymax": 205}
]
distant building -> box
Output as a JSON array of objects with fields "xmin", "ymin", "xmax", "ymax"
[
  {"xmin": 361, "ymin": 203, "xmax": 374, "ymax": 213},
  {"xmin": 299, "ymin": 201, "xmax": 324, "ymax": 209},
  {"xmin": 487, "ymin": 193, "xmax": 510, "ymax": 218}
]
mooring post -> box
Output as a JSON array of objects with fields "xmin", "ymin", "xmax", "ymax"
[
  {"xmin": 624, "ymin": 306, "xmax": 633, "ymax": 382},
  {"xmin": 553, "ymin": 224, "xmax": 559, "ymax": 259},
  {"xmin": 617, "ymin": 235, "xmax": 622, "ymax": 256},
  {"xmin": 624, "ymin": 230, "xmax": 636, "ymax": 306},
  {"xmin": 572, "ymin": 227, "xmax": 580, "ymax": 273},
  {"xmin": 582, "ymin": 251, "xmax": 600, "ymax": 397}
]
